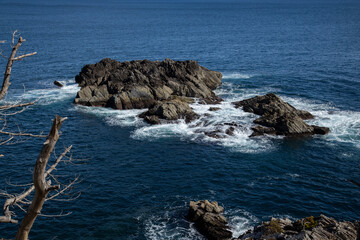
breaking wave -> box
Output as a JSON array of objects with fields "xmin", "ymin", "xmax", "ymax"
[
  {"xmin": 222, "ymin": 72, "xmax": 256, "ymax": 79},
  {"xmin": 143, "ymin": 205, "xmax": 257, "ymax": 240},
  {"xmin": 12, "ymin": 78, "xmax": 360, "ymax": 151},
  {"xmin": 11, "ymin": 79, "xmax": 79, "ymax": 105},
  {"xmin": 227, "ymin": 209, "xmax": 258, "ymax": 238}
]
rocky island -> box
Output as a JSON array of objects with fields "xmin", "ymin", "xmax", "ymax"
[{"xmin": 74, "ymin": 58, "xmax": 329, "ymax": 137}]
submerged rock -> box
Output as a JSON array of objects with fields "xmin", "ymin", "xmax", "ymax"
[
  {"xmin": 237, "ymin": 215, "xmax": 360, "ymax": 240},
  {"xmin": 204, "ymin": 126, "xmax": 237, "ymax": 139},
  {"xmin": 54, "ymin": 81, "xmax": 63, "ymax": 87},
  {"xmin": 204, "ymin": 129, "xmax": 224, "ymax": 139},
  {"xmin": 233, "ymin": 93, "xmax": 329, "ymax": 136},
  {"xmin": 74, "ymin": 58, "xmax": 222, "ymax": 108},
  {"xmin": 209, "ymin": 107, "xmax": 221, "ymax": 111},
  {"xmin": 188, "ymin": 200, "xmax": 232, "ymax": 240},
  {"xmin": 250, "ymin": 125, "xmax": 276, "ymax": 137}
]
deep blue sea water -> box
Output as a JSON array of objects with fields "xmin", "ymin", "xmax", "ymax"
[{"xmin": 0, "ymin": 0, "xmax": 359, "ymax": 239}]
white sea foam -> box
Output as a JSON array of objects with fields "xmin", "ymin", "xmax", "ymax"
[
  {"xmin": 144, "ymin": 214, "xmax": 205, "ymax": 240},
  {"xmin": 144, "ymin": 207, "xmax": 257, "ymax": 240},
  {"xmin": 214, "ymin": 82, "xmax": 281, "ymax": 102},
  {"xmin": 132, "ymin": 100, "xmax": 278, "ymax": 153},
  {"xmin": 281, "ymin": 96, "xmax": 360, "ymax": 148},
  {"xmin": 71, "ymin": 82, "xmax": 359, "ymax": 151},
  {"xmin": 13, "ymin": 78, "xmax": 359, "ymax": 151},
  {"xmin": 222, "ymin": 73, "xmax": 256, "ymax": 79},
  {"xmin": 16, "ymin": 80, "xmax": 79, "ymax": 105},
  {"xmin": 226, "ymin": 209, "xmax": 258, "ymax": 238},
  {"xmin": 73, "ymin": 105, "xmax": 145, "ymax": 127}
]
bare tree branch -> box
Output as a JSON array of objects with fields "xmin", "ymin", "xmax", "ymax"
[
  {"xmin": 0, "ymin": 33, "xmax": 80, "ymax": 240},
  {"xmin": 0, "ymin": 121, "xmax": 73, "ymax": 228},
  {"xmin": 14, "ymin": 115, "xmax": 66, "ymax": 240},
  {"xmin": 0, "ymin": 136, "xmax": 14, "ymax": 145},
  {"xmin": 13, "ymin": 52, "xmax": 37, "ymax": 61},
  {"xmin": 350, "ymin": 179, "xmax": 360, "ymax": 188},
  {"xmin": 0, "ymin": 102, "xmax": 34, "ymax": 110},
  {"xmin": 0, "ymin": 35, "xmax": 36, "ymax": 101},
  {"xmin": 38, "ymin": 211, "xmax": 72, "ymax": 218},
  {"xmin": 12, "ymin": 30, "xmax": 19, "ymax": 46},
  {"xmin": 46, "ymin": 176, "xmax": 79, "ymax": 201},
  {"xmin": 0, "ymin": 130, "xmax": 46, "ymax": 138}
]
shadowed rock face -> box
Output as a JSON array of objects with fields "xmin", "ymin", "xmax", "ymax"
[
  {"xmin": 233, "ymin": 93, "xmax": 314, "ymax": 120},
  {"xmin": 74, "ymin": 58, "xmax": 223, "ymax": 109},
  {"xmin": 237, "ymin": 215, "xmax": 360, "ymax": 240},
  {"xmin": 138, "ymin": 97, "xmax": 199, "ymax": 124},
  {"xmin": 187, "ymin": 200, "xmax": 232, "ymax": 240},
  {"xmin": 187, "ymin": 201, "xmax": 359, "ymax": 240},
  {"xmin": 233, "ymin": 93, "xmax": 330, "ymax": 136}
]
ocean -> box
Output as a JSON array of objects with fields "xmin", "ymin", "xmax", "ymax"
[{"xmin": 0, "ymin": 0, "xmax": 359, "ymax": 239}]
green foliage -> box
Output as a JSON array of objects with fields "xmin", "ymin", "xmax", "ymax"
[
  {"xmin": 264, "ymin": 219, "xmax": 284, "ymax": 235},
  {"xmin": 304, "ymin": 216, "xmax": 318, "ymax": 230}
]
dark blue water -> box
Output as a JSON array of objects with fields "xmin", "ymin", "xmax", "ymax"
[{"xmin": 1, "ymin": 0, "xmax": 359, "ymax": 239}]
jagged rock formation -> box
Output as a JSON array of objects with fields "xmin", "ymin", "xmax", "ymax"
[
  {"xmin": 187, "ymin": 201, "xmax": 359, "ymax": 240},
  {"xmin": 187, "ymin": 200, "xmax": 232, "ymax": 240},
  {"xmin": 233, "ymin": 93, "xmax": 330, "ymax": 136},
  {"xmin": 138, "ymin": 97, "xmax": 199, "ymax": 124},
  {"xmin": 74, "ymin": 60, "xmax": 330, "ymax": 135},
  {"xmin": 237, "ymin": 215, "xmax": 360, "ymax": 240},
  {"xmin": 74, "ymin": 58, "xmax": 223, "ymax": 109}
]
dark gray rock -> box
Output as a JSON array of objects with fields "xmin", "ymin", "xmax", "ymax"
[
  {"xmin": 237, "ymin": 215, "xmax": 359, "ymax": 240},
  {"xmin": 54, "ymin": 81, "xmax": 63, "ymax": 87},
  {"xmin": 139, "ymin": 97, "xmax": 199, "ymax": 124},
  {"xmin": 312, "ymin": 125, "xmax": 331, "ymax": 135},
  {"xmin": 205, "ymin": 130, "xmax": 224, "ymax": 139},
  {"xmin": 233, "ymin": 93, "xmax": 314, "ymax": 120},
  {"xmin": 223, "ymin": 122, "xmax": 242, "ymax": 127},
  {"xmin": 253, "ymin": 112, "xmax": 314, "ymax": 135},
  {"xmin": 225, "ymin": 127, "xmax": 235, "ymax": 136},
  {"xmin": 188, "ymin": 200, "xmax": 232, "ymax": 240},
  {"xmin": 74, "ymin": 58, "xmax": 222, "ymax": 108},
  {"xmin": 233, "ymin": 93, "xmax": 330, "ymax": 136},
  {"xmin": 250, "ymin": 125, "xmax": 276, "ymax": 137},
  {"xmin": 144, "ymin": 115, "xmax": 161, "ymax": 125},
  {"xmin": 209, "ymin": 107, "xmax": 221, "ymax": 111}
]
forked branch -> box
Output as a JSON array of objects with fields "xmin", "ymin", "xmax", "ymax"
[
  {"xmin": 0, "ymin": 34, "xmax": 37, "ymax": 101},
  {"xmin": 13, "ymin": 115, "xmax": 66, "ymax": 240}
]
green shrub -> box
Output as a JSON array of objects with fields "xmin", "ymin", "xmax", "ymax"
[
  {"xmin": 304, "ymin": 216, "xmax": 318, "ymax": 230},
  {"xmin": 264, "ymin": 219, "xmax": 284, "ymax": 235}
]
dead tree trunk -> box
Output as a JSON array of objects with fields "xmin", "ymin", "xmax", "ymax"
[
  {"xmin": 0, "ymin": 36, "xmax": 36, "ymax": 101},
  {"xmin": 14, "ymin": 115, "xmax": 66, "ymax": 240}
]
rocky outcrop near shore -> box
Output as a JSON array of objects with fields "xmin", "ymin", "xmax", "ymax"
[
  {"xmin": 233, "ymin": 93, "xmax": 330, "ymax": 136},
  {"xmin": 74, "ymin": 58, "xmax": 222, "ymax": 109},
  {"xmin": 187, "ymin": 200, "xmax": 232, "ymax": 240},
  {"xmin": 237, "ymin": 215, "xmax": 360, "ymax": 240},
  {"xmin": 187, "ymin": 201, "xmax": 359, "ymax": 240}
]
